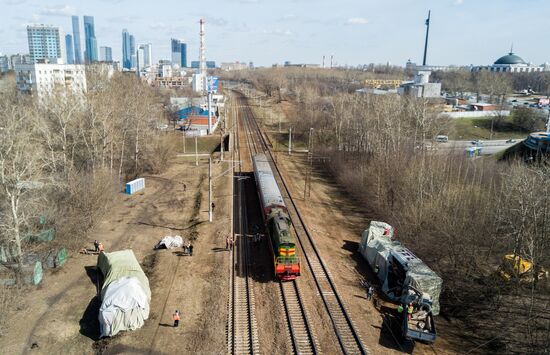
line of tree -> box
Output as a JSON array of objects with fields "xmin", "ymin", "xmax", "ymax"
[
  {"xmin": 231, "ymin": 67, "xmax": 550, "ymax": 353},
  {"xmin": 0, "ymin": 72, "xmax": 170, "ymax": 286}
]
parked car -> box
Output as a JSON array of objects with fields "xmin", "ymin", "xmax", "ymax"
[{"xmin": 506, "ymin": 139, "xmax": 517, "ymax": 144}]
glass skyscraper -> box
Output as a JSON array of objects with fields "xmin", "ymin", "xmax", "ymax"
[
  {"xmin": 130, "ymin": 35, "xmax": 136, "ymax": 69},
  {"xmin": 65, "ymin": 34, "xmax": 74, "ymax": 64},
  {"xmin": 171, "ymin": 38, "xmax": 181, "ymax": 67},
  {"xmin": 100, "ymin": 46, "xmax": 112, "ymax": 62},
  {"xmin": 122, "ymin": 29, "xmax": 136, "ymax": 69},
  {"xmin": 83, "ymin": 15, "xmax": 98, "ymax": 63},
  {"xmin": 181, "ymin": 43, "xmax": 187, "ymax": 68},
  {"xmin": 27, "ymin": 25, "xmax": 65, "ymax": 63},
  {"xmin": 71, "ymin": 16, "xmax": 82, "ymax": 64},
  {"xmin": 122, "ymin": 29, "xmax": 131, "ymax": 69}
]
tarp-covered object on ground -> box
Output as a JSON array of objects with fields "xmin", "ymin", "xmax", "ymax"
[
  {"xmin": 154, "ymin": 235, "xmax": 183, "ymax": 249},
  {"xmin": 97, "ymin": 250, "xmax": 151, "ymax": 337},
  {"xmin": 359, "ymin": 221, "xmax": 443, "ymax": 315}
]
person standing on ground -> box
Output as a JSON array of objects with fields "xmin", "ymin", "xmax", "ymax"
[
  {"xmin": 93, "ymin": 240, "xmax": 99, "ymax": 252},
  {"xmin": 367, "ymin": 285, "xmax": 374, "ymax": 300},
  {"xmin": 226, "ymin": 236, "xmax": 231, "ymax": 250},
  {"xmin": 173, "ymin": 310, "xmax": 180, "ymax": 327},
  {"xmin": 211, "ymin": 202, "xmax": 215, "ymax": 212},
  {"xmin": 189, "ymin": 244, "xmax": 193, "ymax": 256},
  {"xmin": 183, "ymin": 183, "xmax": 186, "ymax": 192},
  {"xmin": 98, "ymin": 242, "xmax": 105, "ymax": 253}
]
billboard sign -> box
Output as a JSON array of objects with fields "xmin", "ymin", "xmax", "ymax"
[{"xmin": 207, "ymin": 76, "xmax": 219, "ymax": 93}]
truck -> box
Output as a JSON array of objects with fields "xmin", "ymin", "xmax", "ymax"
[{"xmin": 358, "ymin": 221, "xmax": 441, "ymax": 343}]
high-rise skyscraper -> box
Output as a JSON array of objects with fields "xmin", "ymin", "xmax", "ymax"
[
  {"xmin": 180, "ymin": 43, "xmax": 187, "ymax": 68},
  {"xmin": 65, "ymin": 34, "xmax": 74, "ymax": 64},
  {"xmin": 71, "ymin": 16, "xmax": 82, "ymax": 64},
  {"xmin": 137, "ymin": 43, "xmax": 152, "ymax": 75},
  {"xmin": 122, "ymin": 29, "xmax": 132, "ymax": 69},
  {"xmin": 171, "ymin": 38, "xmax": 182, "ymax": 67},
  {"xmin": 130, "ymin": 35, "xmax": 136, "ymax": 69},
  {"xmin": 143, "ymin": 43, "xmax": 152, "ymax": 67},
  {"xmin": 27, "ymin": 25, "xmax": 65, "ymax": 64},
  {"xmin": 83, "ymin": 15, "xmax": 98, "ymax": 63},
  {"xmin": 100, "ymin": 46, "xmax": 112, "ymax": 62}
]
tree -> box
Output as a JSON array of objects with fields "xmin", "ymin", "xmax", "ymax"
[
  {"xmin": 512, "ymin": 107, "xmax": 545, "ymax": 132},
  {"xmin": 0, "ymin": 95, "xmax": 46, "ymax": 282}
]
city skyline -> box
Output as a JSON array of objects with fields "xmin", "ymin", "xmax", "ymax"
[{"xmin": 1, "ymin": 0, "xmax": 550, "ymax": 67}]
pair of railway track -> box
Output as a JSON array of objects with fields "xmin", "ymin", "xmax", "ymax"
[
  {"xmin": 239, "ymin": 94, "xmax": 319, "ymax": 355},
  {"xmin": 227, "ymin": 96, "xmax": 260, "ymax": 355},
  {"xmin": 232, "ymin": 91, "xmax": 368, "ymax": 355}
]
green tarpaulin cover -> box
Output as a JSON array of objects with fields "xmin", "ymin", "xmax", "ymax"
[{"xmin": 97, "ymin": 250, "xmax": 150, "ymax": 300}]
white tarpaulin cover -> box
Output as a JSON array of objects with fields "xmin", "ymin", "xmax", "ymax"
[
  {"xmin": 358, "ymin": 221, "xmax": 443, "ymax": 315},
  {"xmin": 97, "ymin": 250, "xmax": 151, "ymax": 337},
  {"xmin": 154, "ymin": 235, "xmax": 184, "ymax": 249},
  {"xmin": 99, "ymin": 277, "xmax": 150, "ymax": 337}
]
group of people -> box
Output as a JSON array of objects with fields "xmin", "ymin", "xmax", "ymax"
[
  {"xmin": 183, "ymin": 242, "xmax": 193, "ymax": 256},
  {"xmin": 225, "ymin": 236, "xmax": 235, "ymax": 250},
  {"xmin": 397, "ymin": 302, "xmax": 416, "ymax": 320}
]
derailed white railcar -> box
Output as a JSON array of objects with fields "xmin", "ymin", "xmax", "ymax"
[{"xmin": 358, "ymin": 221, "xmax": 441, "ymax": 343}]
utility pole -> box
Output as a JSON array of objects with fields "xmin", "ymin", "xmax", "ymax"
[
  {"xmin": 207, "ymin": 82, "xmax": 212, "ymax": 134},
  {"xmin": 304, "ymin": 128, "xmax": 314, "ymax": 199},
  {"xmin": 220, "ymin": 132, "xmax": 224, "ymax": 161},
  {"xmin": 195, "ymin": 135, "xmax": 198, "ymax": 166},
  {"xmin": 209, "ymin": 156, "xmax": 212, "ymax": 222},
  {"xmin": 288, "ymin": 127, "xmax": 292, "ymax": 155},
  {"xmin": 278, "ymin": 114, "xmax": 281, "ymax": 133},
  {"xmin": 182, "ymin": 129, "xmax": 186, "ymax": 153}
]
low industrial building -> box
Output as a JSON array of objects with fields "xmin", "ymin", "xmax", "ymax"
[
  {"xmin": 220, "ymin": 62, "xmax": 248, "ymax": 71},
  {"xmin": 398, "ymin": 67, "xmax": 441, "ymax": 98}
]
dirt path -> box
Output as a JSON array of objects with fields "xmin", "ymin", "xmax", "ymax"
[{"xmin": 0, "ymin": 156, "xmax": 232, "ymax": 355}]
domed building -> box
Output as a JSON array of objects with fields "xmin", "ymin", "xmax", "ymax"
[{"xmin": 472, "ymin": 51, "xmax": 548, "ymax": 73}]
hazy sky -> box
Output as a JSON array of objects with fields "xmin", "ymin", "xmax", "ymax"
[{"xmin": 1, "ymin": 0, "xmax": 549, "ymax": 67}]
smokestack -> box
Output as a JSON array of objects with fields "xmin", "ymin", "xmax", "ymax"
[
  {"xmin": 330, "ymin": 55, "xmax": 333, "ymax": 69},
  {"xmin": 322, "ymin": 55, "xmax": 325, "ymax": 68},
  {"xmin": 199, "ymin": 19, "xmax": 206, "ymax": 77},
  {"xmin": 422, "ymin": 10, "xmax": 431, "ymax": 67}
]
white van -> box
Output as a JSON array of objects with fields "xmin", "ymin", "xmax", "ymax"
[{"xmin": 435, "ymin": 135, "xmax": 449, "ymax": 143}]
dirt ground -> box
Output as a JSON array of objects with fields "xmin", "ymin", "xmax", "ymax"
[{"xmin": 0, "ymin": 153, "xmax": 233, "ymax": 355}]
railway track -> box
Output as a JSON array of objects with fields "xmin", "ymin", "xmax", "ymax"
[
  {"xmin": 279, "ymin": 281, "xmax": 319, "ymax": 355},
  {"xmin": 228, "ymin": 95, "xmax": 260, "ymax": 355},
  {"xmin": 237, "ymin": 94, "xmax": 319, "ymax": 355},
  {"xmin": 236, "ymin": 91, "xmax": 369, "ymax": 355}
]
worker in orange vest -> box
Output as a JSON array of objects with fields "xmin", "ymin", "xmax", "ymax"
[
  {"xmin": 98, "ymin": 242, "xmax": 105, "ymax": 253},
  {"xmin": 173, "ymin": 310, "xmax": 180, "ymax": 327}
]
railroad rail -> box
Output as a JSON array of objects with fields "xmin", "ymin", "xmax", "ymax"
[
  {"xmin": 238, "ymin": 94, "xmax": 319, "ymax": 355},
  {"xmin": 228, "ymin": 96, "xmax": 259, "ymax": 355},
  {"xmin": 236, "ymin": 92, "xmax": 369, "ymax": 355}
]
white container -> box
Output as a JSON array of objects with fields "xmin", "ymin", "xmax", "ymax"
[{"xmin": 125, "ymin": 178, "xmax": 145, "ymax": 195}]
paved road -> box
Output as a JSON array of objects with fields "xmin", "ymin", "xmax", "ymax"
[{"xmin": 436, "ymin": 139, "xmax": 524, "ymax": 156}]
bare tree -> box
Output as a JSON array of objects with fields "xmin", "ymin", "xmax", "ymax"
[{"xmin": 0, "ymin": 96, "xmax": 46, "ymax": 282}]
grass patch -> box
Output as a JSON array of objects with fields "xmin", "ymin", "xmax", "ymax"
[
  {"xmin": 165, "ymin": 132, "xmax": 221, "ymax": 154},
  {"xmin": 450, "ymin": 117, "xmax": 530, "ymax": 140}
]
